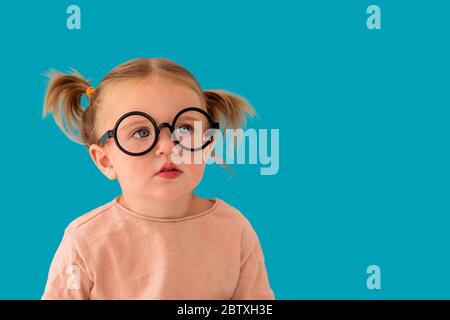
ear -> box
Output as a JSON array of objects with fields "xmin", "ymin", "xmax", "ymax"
[{"xmin": 88, "ymin": 144, "xmax": 117, "ymax": 180}]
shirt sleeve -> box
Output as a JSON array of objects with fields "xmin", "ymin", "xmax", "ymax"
[
  {"xmin": 231, "ymin": 223, "xmax": 275, "ymax": 300},
  {"xmin": 41, "ymin": 228, "xmax": 93, "ymax": 300}
]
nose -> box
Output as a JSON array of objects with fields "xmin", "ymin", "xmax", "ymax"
[{"xmin": 154, "ymin": 126, "xmax": 176, "ymax": 156}]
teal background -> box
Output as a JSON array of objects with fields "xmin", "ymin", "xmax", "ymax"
[{"xmin": 0, "ymin": 0, "xmax": 449, "ymax": 299}]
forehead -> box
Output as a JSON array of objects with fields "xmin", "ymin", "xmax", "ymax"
[{"xmin": 99, "ymin": 76, "xmax": 204, "ymax": 129}]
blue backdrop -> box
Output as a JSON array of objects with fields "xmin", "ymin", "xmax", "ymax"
[{"xmin": 0, "ymin": 0, "xmax": 449, "ymax": 299}]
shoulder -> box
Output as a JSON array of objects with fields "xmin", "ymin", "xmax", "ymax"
[
  {"xmin": 214, "ymin": 198, "xmax": 250, "ymax": 226},
  {"xmin": 215, "ymin": 198, "xmax": 261, "ymax": 249},
  {"xmin": 62, "ymin": 199, "xmax": 116, "ymax": 245},
  {"xmin": 66, "ymin": 201, "xmax": 113, "ymax": 231}
]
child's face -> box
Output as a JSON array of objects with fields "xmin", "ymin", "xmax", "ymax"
[{"xmin": 89, "ymin": 76, "xmax": 213, "ymax": 200}]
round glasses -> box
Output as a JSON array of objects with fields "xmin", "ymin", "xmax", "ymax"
[{"xmin": 97, "ymin": 107, "xmax": 220, "ymax": 156}]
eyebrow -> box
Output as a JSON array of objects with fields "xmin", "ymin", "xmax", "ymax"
[
  {"xmin": 176, "ymin": 115, "xmax": 205, "ymax": 122},
  {"xmin": 118, "ymin": 119, "xmax": 151, "ymax": 132}
]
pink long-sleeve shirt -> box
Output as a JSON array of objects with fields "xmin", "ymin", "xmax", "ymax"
[{"xmin": 42, "ymin": 196, "xmax": 275, "ymax": 300}]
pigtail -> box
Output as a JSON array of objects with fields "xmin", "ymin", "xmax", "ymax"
[
  {"xmin": 203, "ymin": 89, "xmax": 255, "ymax": 131},
  {"xmin": 204, "ymin": 89, "xmax": 256, "ymax": 176},
  {"xmin": 42, "ymin": 68, "xmax": 92, "ymax": 145}
]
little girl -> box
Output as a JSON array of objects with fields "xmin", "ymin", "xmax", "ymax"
[{"xmin": 41, "ymin": 57, "xmax": 275, "ymax": 300}]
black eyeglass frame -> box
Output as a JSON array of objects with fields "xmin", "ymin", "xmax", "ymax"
[{"xmin": 97, "ymin": 107, "xmax": 220, "ymax": 156}]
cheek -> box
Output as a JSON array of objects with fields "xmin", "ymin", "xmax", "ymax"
[
  {"xmin": 173, "ymin": 146, "xmax": 212, "ymax": 166},
  {"xmin": 113, "ymin": 153, "xmax": 153, "ymax": 183},
  {"xmin": 181, "ymin": 163, "xmax": 206, "ymax": 186},
  {"xmin": 173, "ymin": 149, "xmax": 210, "ymax": 186}
]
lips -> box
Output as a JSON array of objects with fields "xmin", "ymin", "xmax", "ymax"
[
  {"xmin": 155, "ymin": 162, "xmax": 182, "ymax": 180},
  {"xmin": 156, "ymin": 162, "xmax": 181, "ymax": 175}
]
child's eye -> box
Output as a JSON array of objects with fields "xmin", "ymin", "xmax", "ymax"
[
  {"xmin": 132, "ymin": 128, "xmax": 151, "ymax": 139},
  {"xmin": 176, "ymin": 124, "xmax": 192, "ymax": 135}
]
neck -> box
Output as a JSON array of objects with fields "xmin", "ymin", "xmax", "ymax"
[{"xmin": 118, "ymin": 191, "xmax": 195, "ymax": 219}]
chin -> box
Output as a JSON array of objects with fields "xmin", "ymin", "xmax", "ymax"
[{"xmin": 149, "ymin": 186, "xmax": 188, "ymax": 201}]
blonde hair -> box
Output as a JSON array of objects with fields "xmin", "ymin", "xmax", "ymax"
[{"xmin": 42, "ymin": 57, "xmax": 255, "ymax": 172}]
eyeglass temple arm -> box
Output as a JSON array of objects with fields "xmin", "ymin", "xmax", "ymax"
[{"xmin": 98, "ymin": 130, "xmax": 113, "ymax": 145}]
